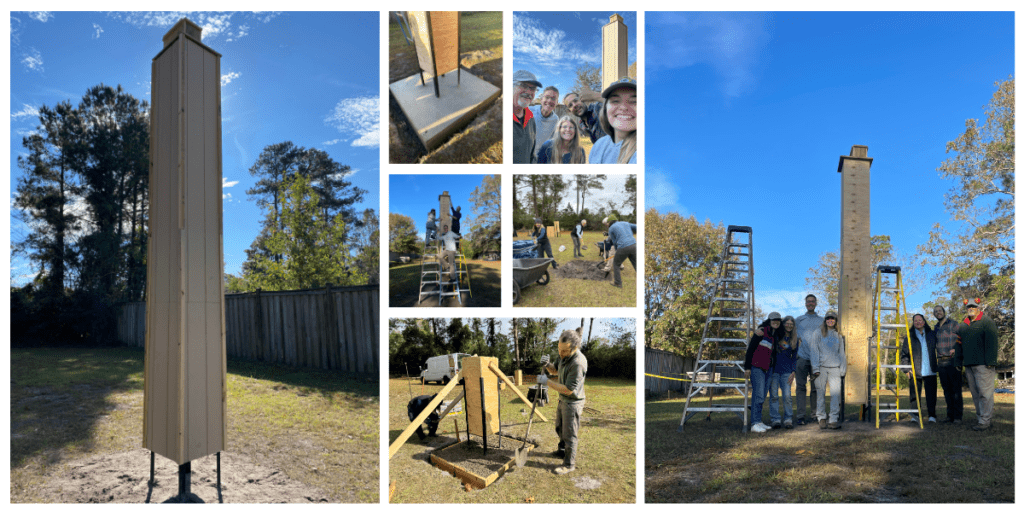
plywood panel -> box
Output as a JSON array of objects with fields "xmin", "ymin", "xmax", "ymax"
[
  {"xmin": 428, "ymin": 12, "xmax": 459, "ymax": 76},
  {"xmin": 185, "ymin": 39, "xmax": 206, "ymax": 306},
  {"xmin": 203, "ymin": 47, "xmax": 221, "ymax": 305},
  {"xmin": 408, "ymin": 11, "xmax": 434, "ymax": 78},
  {"xmin": 206, "ymin": 301, "xmax": 223, "ymax": 453},
  {"xmin": 186, "ymin": 302, "xmax": 207, "ymax": 460},
  {"xmin": 463, "ymin": 357, "xmax": 500, "ymax": 437}
]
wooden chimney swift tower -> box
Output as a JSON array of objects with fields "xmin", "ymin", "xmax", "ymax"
[{"xmin": 144, "ymin": 16, "xmax": 226, "ymax": 487}]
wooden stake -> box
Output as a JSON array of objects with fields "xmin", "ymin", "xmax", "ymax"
[
  {"xmin": 487, "ymin": 361, "xmax": 547, "ymax": 422},
  {"xmin": 389, "ymin": 371, "xmax": 462, "ymax": 459}
]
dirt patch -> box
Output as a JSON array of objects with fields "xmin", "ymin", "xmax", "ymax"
[
  {"xmin": 573, "ymin": 476, "xmax": 602, "ymax": 490},
  {"xmin": 30, "ymin": 449, "xmax": 330, "ymax": 503},
  {"xmin": 552, "ymin": 259, "xmax": 611, "ymax": 281}
]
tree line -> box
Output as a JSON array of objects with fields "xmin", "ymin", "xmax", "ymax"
[
  {"xmin": 512, "ymin": 174, "xmax": 637, "ymax": 234},
  {"xmin": 645, "ymin": 78, "xmax": 1014, "ymax": 364},
  {"xmin": 11, "ymin": 84, "xmax": 378, "ymax": 346},
  {"xmin": 388, "ymin": 318, "xmax": 636, "ymax": 379}
]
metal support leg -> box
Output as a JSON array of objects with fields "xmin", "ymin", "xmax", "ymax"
[
  {"xmin": 178, "ymin": 461, "xmax": 191, "ymax": 501},
  {"xmin": 479, "ymin": 377, "xmax": 487, "ymax": 456},
  {"xmin": 149, "ymin": 451, "xmax": 155, "ymax": 485},
  {"xmin": 217, "ymin": 452, "xmax": 222, "ymax": 491}
]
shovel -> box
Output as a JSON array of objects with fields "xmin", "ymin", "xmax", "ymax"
[{"xmin": 514, "ymin": 379, "xmax": 543, "ymax": 468}]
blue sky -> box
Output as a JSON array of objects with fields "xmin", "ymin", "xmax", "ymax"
[
  {"xmin": 645, "ymin": 11, "xmax": 1014, "ymax": 318},
  {"xmin": 513, "ymin": 11, "xmax": 637, "ymax": 97},
  {"xmin": 389, "ymin": 174, "xmax": 496, "ymax": 240},
  {"xmin": 9, "ymin": 11, "xmax": 380, "ymax": 282}
]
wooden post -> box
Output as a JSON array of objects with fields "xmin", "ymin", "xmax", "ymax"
[{"xmin": 838, "ymin": 145, "xmax": 873, "ymax": 409}]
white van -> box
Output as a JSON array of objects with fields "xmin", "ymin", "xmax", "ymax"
[{"xmin": 420, "ymin": 353, "xmax": 473, "ymax": 384}]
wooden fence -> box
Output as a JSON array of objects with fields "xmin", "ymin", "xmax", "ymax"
[
  {"xmin": 117, "ymin": 285, "xmax": 379, "ymax": 373},
  {"xmin": 645, "ymin": 346, "xmax": 744, "ymax": 397}
]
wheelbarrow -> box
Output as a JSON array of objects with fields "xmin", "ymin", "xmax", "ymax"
[
  {"xmin": 512, "ymin": 257, "xmax": 553, "ymax": 304},
  {"xmin": 512, "ymin": 240, "xmax": 538, "ymax": 259}
]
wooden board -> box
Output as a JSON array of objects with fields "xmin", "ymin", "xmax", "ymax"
[
  {"xmin": 462, "ymin": 357, "xmax": 500, "ymax": 437},
  {"xmin": 430, "ymin": 435, "xmax": 534, "ymax": 490},
  {"xmin": 428, "ymin": 11, "xmax": 459, "ymax": 76}
]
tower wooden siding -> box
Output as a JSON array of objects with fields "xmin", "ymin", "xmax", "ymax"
[{"xmin": 144, "ymin": 18, "xmax": 226, "ymax": 465}]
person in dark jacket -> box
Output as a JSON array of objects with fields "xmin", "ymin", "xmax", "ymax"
[
  {"xmin": 901, "ymin": 314, "xmax": 939, "ymax": 423},
  {"xmin": 451, "ymin": 205, "xmax": 462, "ymax": 235},
  {"xmin": 407, "ymin": 394, "xmax": 441, "ymax": 441},
  {"xmin": 768, "ymin": 316, "xmax": 800, "ymax": 429},
  {"xmin": 531, "ymin": 218, "xmax": 558, "ymax": 269},
  {"xmin": 955, "ymin": 299, "xmax": 1000, "ymax": 431},
  {"xmin": 744, "ymin": 312, "xmax": 783, "ymax": 433},
  {"xmin": 933, "ymin": 305, "xmax": 963, "ymax": 423},
  {"xmin": 570, "ymin": 219, "xmax": 586, "ymax": 258}
]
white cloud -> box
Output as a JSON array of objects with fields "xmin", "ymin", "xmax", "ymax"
[
  {"xmin": 513, "ymin": 14, "xmax": 599, "ymax": 68},
  {"xmin": 106, "ymin": 12, "xmax": 280, "ymax": 42},
  {"xmin": 325, "ymin": 96, "xmax": 380, "ymax": 148},
  {"xmin": 756, "ymin": 289, "xmax": 813, "ymax": 319},
  {"xmin": 645, "ymin": 169, "xmax": 681, "ymax": 212},
  {"xmin": 21, "ymin": 47, "xmax": 43, "ymax": 72},
  {"xmin": 220, "ymin": 71, "xmax": 240, "ymax": 86},
  {"xmin": 11, "ymin": 103, "xmax": 39, "ymax": 120},
  {"xmin": 222, "ymin": 192, "xmax": 233, "ymax": 201},
  {"xmin": 323, "ymin": 139, "xmax": 343, "ymax": 146},
  {"xmin": 222, "ymin": 177, "xmax": 239, "ymax": 188},
  {"xmin": 92, "ymin": 23, "xmax": 104, "ymax": 39},
  {"xmin": 27, "ymin": 12, "xmax": 53, "ymax": 23},
  {"xmin": 646, "ymin": 12, "xmax": 771, "ymax": 98}
]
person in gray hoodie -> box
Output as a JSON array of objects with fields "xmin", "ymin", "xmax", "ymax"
[{"xmin": 808, "ymin": 310, "xmax": 846, "ymax": 429}]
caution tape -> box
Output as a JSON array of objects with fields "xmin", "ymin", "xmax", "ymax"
[{"xmin": 644, "ymin": 372, "xmax": 747, "ymax": 383}]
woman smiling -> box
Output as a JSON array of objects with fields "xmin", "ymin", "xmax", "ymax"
[{"xmin": 590, "ymin": 77, "xmax": 637, "ymax": 164}]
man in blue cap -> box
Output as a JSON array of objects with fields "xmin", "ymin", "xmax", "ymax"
[{"xmin": 513, "ymin": 70, "xmax": 541, "ymax": 163}]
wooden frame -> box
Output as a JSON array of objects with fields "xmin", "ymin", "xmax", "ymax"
[{"xmin": 430, "ymin": 435, "xmax": 535, "ymax": 490}]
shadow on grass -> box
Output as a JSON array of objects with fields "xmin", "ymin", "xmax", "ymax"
[
  {"xmin": 10, "ymin": 347, "xmax": 145, "ymax": 468},
  {"xmin": 389, "ymin": 261, "xmax": 501, "ymax": 307},
  {"xmin": 11, "ymin": 347, "xmax": 379, "ymax": 471},
  {"xmin": 226, "ymin": 358, "xmax": 378, "ymax": 405},
  {"xmin": 645, "ymin": 394, "xmax": 1015, "ymax": 503}
]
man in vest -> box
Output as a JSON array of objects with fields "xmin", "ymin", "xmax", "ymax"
[{"xmin": 538, "ymin": 327, "xmax": 588, "ymax": 475}]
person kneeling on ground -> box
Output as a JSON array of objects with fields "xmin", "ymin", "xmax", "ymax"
[
  {"xmin": 407, "ymin": 394, "xmax": 441, "ymax": 441},
  {"xmin": 539, "ymin": 327, "xmax": 588, "ymax": 475}
]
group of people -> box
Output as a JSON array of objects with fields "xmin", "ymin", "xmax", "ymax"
[
  {"xmin": 425, "ymin": 205, "xmax": 463, "ymax": 284},
  {"xmin": 512, "ymin": 70, "xmax": 637, "ymax": 165},
  {"xmin": 524, "ymin": 215, "xmax": 637, "ymax": 288},
  {"xmin": 743, "ymin": 294, "xmax": 1001, "ymax": 433}
]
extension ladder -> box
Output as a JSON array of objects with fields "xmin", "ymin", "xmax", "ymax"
[
  {"xmin": 679, "ymin": 225, "xmax": 755, "ymax": 432},
  {"xmin": 871, "ymin": 265, "xmax": 924, "ymax": 428}
]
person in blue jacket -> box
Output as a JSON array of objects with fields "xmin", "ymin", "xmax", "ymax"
[
  {"xmin": 450, "ymin": 205, "xmax": 462, "ymax": 235},
  {"xmin": 532, "ymin": 218, "xmax": 558, "ymax": 269},
  {"xmin": 602, "ymin": 215, "xmax": 636, "ymax": 288}
]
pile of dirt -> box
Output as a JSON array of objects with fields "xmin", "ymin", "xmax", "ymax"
[
  {"xmin": 552, "ymin": 259, "xmax": 611, "ymax": 281},
  {"xmin": 32, "ymin": 449, "xmax": 330, "ymax": 503}
]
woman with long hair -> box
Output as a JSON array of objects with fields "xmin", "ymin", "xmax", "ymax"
[
  {"xmin": 809, "ymin": 311, "xmax": 846, "ymax": 429},
  {"xmin": 590, "ymin": 77, "xmax": 637, "ymax": 164},
  {"xmin": 768, "ymin": 316, "xmax": 800, "ymax": 429},
  {"xmin": 537, "ymin": 116, "xmax": 586, "ymax": 164},
  {"xmin": 901, "ymin": 313, "xmax": 939, "ymax": 423},
  {"xmin": 744, "ymin": 312, "xmax": 783, "ymax": 433}
]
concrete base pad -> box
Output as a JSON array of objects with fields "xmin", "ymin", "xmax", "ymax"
[{"xmin": 389, "ymin": 70, "xmax": 500, "ymax": 152}]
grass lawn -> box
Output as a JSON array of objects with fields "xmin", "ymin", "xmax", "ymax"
[
  {"xmin": 388, "ymin": 376, "xmax": 636, "ymax": 503},
  {"xmin": 388, "ymin": 12, "xmax": 502, "ymax": 164},
  {"xmin": 390, "ymin": 259, "xmax": 500, "ymax": 307},
  {"xmin": 10, "ymin": 347, "xmax": 379, "ymax": 503},
  {"xmin": 645, "ymin": 391, "xmax": 1015, "ymax": 503},
  {"xmin": 513, "ymin": 230, "xmax": 636, "ymax": 307}
]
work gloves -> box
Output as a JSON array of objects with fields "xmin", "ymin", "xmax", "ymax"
[{"xmin": 540, "ymin": 354, "xmax": 550, "ymax": 366}]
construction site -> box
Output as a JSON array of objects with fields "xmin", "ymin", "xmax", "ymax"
[{"xmin": 388, "ymin": 319, "xmax": 636, "ymax": 503}]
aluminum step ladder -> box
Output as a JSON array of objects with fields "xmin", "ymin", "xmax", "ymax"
[
  {"xmin": 871, "ymin": 265, "xmax": 924, "ymax": 428},
  {"xmin": 436, "ymin": 239, "xmax": 469, "ymax": 306},
  {"xmin": 679, "ymin": 225, "xmax": 755, "ymax": 432},
  {"xmin": 417, "ymin": 236, "xmax": 443, "ymax": 303}
]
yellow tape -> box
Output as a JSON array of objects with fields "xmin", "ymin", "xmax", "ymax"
[{"xmin": 644, "ymin": 372, "xmax": 747, "ymax": 383}]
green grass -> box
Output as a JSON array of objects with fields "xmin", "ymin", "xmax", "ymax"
[
  {"xmin": 389, "ymin": 377, "xmax": 636, "ymax": 503},
  {"xmin": 645, "ymin": 392, "xmax": 1015, "ymax": 502},
  {"xmin": 390, "ymin": 259, "xmax": 501, "ymax": 307},
  {"xmin": 10, "ymin": 347, "xmax": 379, "ymax": 503},
  {"xmin": 513, "ymin": 230, "xmax": 636, "ymax": 307}
]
